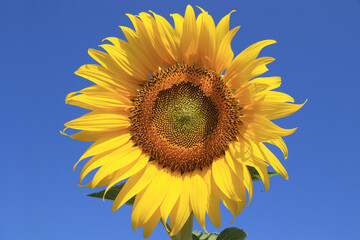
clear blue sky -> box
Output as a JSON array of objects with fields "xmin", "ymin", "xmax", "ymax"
[{"xmin": 1, "ymin": 0, "xmax": 359, "ymax": 239}]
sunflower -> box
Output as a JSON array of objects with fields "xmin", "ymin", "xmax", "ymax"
[{"xmin": 63, "ymin": 5, "xmax": 304, "ymax": 238}]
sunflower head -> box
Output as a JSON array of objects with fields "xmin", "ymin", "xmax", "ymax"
[
  {"xmin": 131, "ymin": 64, "xmax": 241, "ymax": 173},
  {"xmin": 63, "ymin": 5, "xmax": 305, "ymax": 238}
]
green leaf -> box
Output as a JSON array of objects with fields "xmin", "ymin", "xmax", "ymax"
[
  {"xmin": 86, "ymin": 182, "xmax": 135, "ymax": 205},
  {"xmin": 217, "ymin": 227, "xmax": 247, "ymax": 240},
  {"xmin": 192, "ymin": 231, "xmax": 219, "ymax": 240},
  {"xmin": 192, "ymin": 235, "xmax": 200, "ymax": 240},
  {"xmin": 247, "ymin": 166, "xmax": 278, "ymax": 181}
]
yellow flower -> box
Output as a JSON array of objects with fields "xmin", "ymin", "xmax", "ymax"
[{"xmin": 63, "ymin": 5, "xmax": 304, "ymax": 238}]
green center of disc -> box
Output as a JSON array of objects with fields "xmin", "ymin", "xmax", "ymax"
[{"xmin": 152, "ymin": 82, "xmax": 219, "ymax": 148}]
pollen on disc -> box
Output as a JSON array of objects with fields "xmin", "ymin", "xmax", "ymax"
[{"xmin": 152, "ymin": 82, "xmax": 219, "ymax": 148}]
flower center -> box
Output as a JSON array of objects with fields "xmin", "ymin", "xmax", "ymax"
[
  {"xmin": 152, "ymin": 82, "xmax": 218, "ymax": 148},
  {"xmin": 131, "ymin": 64, "xmax": 241, "ymax": 173}
]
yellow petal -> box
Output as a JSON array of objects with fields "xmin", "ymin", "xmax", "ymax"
[
  {"xmin": 160, "ymin": 174, "xmax": 182, "ymax": 226},
  {"xmin": 88, "ymin": 48, "xmax": 123, "ymax": 75},
  {"xmin": 180, "ymin": 5, "xmax": 198, "ymax": 63},
  {"xmin": 225, "ymin": 40, "xmax": 276, "ymax": 87},
  {"xmin": 227, "ymin": 144, "xmax": 253, "ymax": 206},
  {"xmin": 196, "ymin": 10, "xmax": 216, "ymax": 69},
  {"xmin": 248, "ymin": 76, "xmax": 281, "ymax": 92},
  {"xmin": 241, "ymin": 114, "xmax": 297, "ymax": 141},
  {"xmin": 215, "ymin": 10, "xmax": 236, "ymax": 48},
  {"xmin": 91, "ymin": 144, "xmax": 142, "ymax": 186},
  {"xmin": 258, "ymin": 91, "xmax": 295, "ymax": 103},
  {"xmin": 170, "ymin": 13, "xmax": 184, "ymax": 37},
  {"xmin": 253, "ymin": 142, "xmax": 288, "ymax": 179},
  {"xmin": 78, "ymin": 150, "xmax": 116, "ymax": 184},
  {"xmin": 112, "ymin": 163, "xmax": 156, "ymax": 212},
  {"xmin": 65, "ymin": 91, "xmax": 132, "ymax": 111},
  {"xmin": 101, "ymin": 37, "xmax": 122, "ymax": 48},
  {"xmin": 232, "ymin": 141, "xmax": 270, "ymax": 192},
  {"xmin": 103, "ymin": 154, "xmax": 149, "ymax": 193},
  {"xmin": 189, "ymin": 169, "xmax": 209, "ymax": 231},
  {"xmin": 242, "ymin": 164, "xmax": 253, "ymax": 206},
  {"xmin": 224, "ymin": 147, "xmax": 238, "ymax": 175},
  {"xmin": 75, "ymin": 64, "xmax": 139, "ymax": 96},
  {"xmin": 249, "ymin": 162, "xmax": 270, "ymax": 192},
  {"xmin": 212, "ymin": 158, "xmax": 244, "ymax": 201},
  {"xmin": 140, "ymin": 12, "xmax": 174, "ymax": 65},
  {"xmin": 126, "ymin": 13, "xmax": 169, "ymax": 71},
  {"xmin": 143, "ymin": 209, "xmax": 161, "ymax": 239},
  {"xmin": 60, "ymin": 128, "xmax": 116, "ymax": 142},
  {"xmin": 205, "ymin": 171, "xmax": 221, "ymax": 228},
  {"xmin": 83, "ymin": 166, "xmax": 126, "ymax": 188},
  {"xmin": 78, "ymin": 132, "xmax": 131, "ymax": 163},
  {"xmin": 84, "ymin": 154, "xmax": 147, "ymax": 189},
  {"xmin": 267, "ymin": 137, "xmax": 288, "ymax": 159},
  {"xmin": 116, "ymin": 27, "xmax": 159, "ymax": 74},
  {"xmin": 214, "ymin": 26, "xmax": 240, "ymax": 74},
  {"xmin": 169, "ymin": 174, "xmax": 191, "ymax": 236},
  {"xmin": 77, "ymin": 85, "xmax": 130, "ymax": 103},
  {"xmin": 245, "ymin": 100, "xmax": 307, "ymax": 120},
  {"xmin": 131, "ymin": 189, "xmax": 145, "ymax": 231},
  {"xmin": 131, "ymin": 168, "xmax": 170, "ymax": 229},
  {"xmin": 150, "ymin": 11, "xmax": 179, "ymax": 61},
  {"xmin": 210, "ymin": 175, "xmax": 239, "ymax": 223},
  {"xmin": 75, "ymin": 85, "xmax": 135, "ymax": 110},
  {"xmin": 231, "ymin": 57, "xmax": 275, "ymax": 89},
  {"xmin": 232, "ymin": 84, "xmax": 254, "ymax": 106},
  {"xmin": 64, "ymin": 112, "xmax": 130, "ymax": 132},
  {"xmin": 100, "ymin": 43, "xmax": 149, "ymax": 80}
]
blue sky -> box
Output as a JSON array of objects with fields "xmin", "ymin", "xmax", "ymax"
[{"xmin": 1, "ymin": 0, "xmax": 359, "ymax": 239}]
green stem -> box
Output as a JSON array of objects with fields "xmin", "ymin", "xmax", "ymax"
[{"xmin": 178, "ymin": 213, "xmax": 194, "ymax": 240}]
